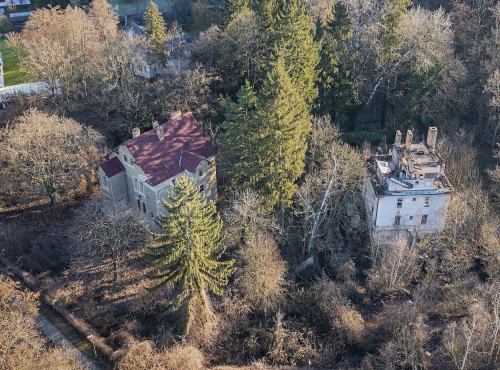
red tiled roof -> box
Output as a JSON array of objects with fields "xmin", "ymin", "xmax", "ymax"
[
  {"xmin": 100, "ymin": 156, "xmax": 125, "ymax": 177},
  {"xmin": 123, "ymin": 113, "xmax": 216, "ymax": 187},
  {"xmin": 179, "ymin": 150, "xmax": 207, "ymax": 173}
]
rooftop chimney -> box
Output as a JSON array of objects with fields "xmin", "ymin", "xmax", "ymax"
[
  {"xmin": 152, "ymin": 121, "xmax": 159, "ymax": 129},
  {"xmin": 169, "ymin": 111, "xmax": 182, "ymax": 120},
  {"xmin": 132, "ymin": 127, "xmax": 140, "ymax": 138},
  {"xmin": 408, "ymin": 154, "xmax": 415, "ymax": 173},
  {"xmin": 427, "ymin": 127, "xmax": 438, "ymax": 149},
  {"xmin": 405, "ymin": 130, "xmax": 413, "ymax": 150},
  {"xmin": 157, "ymin": 125, "xmax": 164, "ymax": 141},
  {"xmin": 395, "ymin": 130, "xmax": 402, "ymax": 147}
]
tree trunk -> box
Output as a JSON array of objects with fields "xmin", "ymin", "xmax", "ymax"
[
  {"xmin": 380, "ymin": 88, "xmax": 388, "ymax": 130},
  {"xmin": 280, "ymin": 202, "xmax": 285, "ymax": 237},
  {"xmin": 113, "ymin": 260, "xmax": 118, "ymax": 282},
  {"xmin": 45, "ymin": 180, "xmax": 57, "ymax": 206}
]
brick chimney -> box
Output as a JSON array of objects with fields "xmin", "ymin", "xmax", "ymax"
[
  {"xmin": 157, "ymin": 125, "xmax": 164, "ymax": 141},
  {"xmin": 405, "ymin": 130, "xmax": 413, "ymax": 150},
  {"xmin": 395, "ymin": 130, "xmax": 402, "ymax": 147},
  {"xmin": 132, "ymin": 127, "xmax": 140, "ymax": 138},
  {"xmin": 152, "ymin": 121, "xmax": 159, "ymax": 129},
  {"xmin": 427, "ymin": 127, "xmax": 438, "ymax": 149}
]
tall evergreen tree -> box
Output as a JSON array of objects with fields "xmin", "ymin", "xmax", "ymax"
[
  {"xmin": 220, "ymin": 0, "xmax": 251, "ymax": 30},
  {"xmin": 252, "ymin": 57, "xmax": 311, "ymax": 230},
  {"xmin": 267, "ymin": 0, "xmax": 320, "ymax": 107},
  {"xmin": 143, "ymin": 1, "xmax": 167, "ymax": 66},
  {"xmin": 255, "ymin": 0, "xmax": 281, "ymax": 31},
  {"xmin": 316, "ymin": 2, "xmax": 356, "ymax": 121},
  {"xmin": 377, "ymin": 0, "xmax": 413, "ymax": 128},
  {"xmin": 145, "ymin": 175, "xmax": 235, "ymax": 333},
  {"xmin": 221, "ymin": 80, "xmax": 258, "ymax": 187}
]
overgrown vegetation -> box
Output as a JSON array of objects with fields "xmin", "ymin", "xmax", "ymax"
[{"xmin": 2, "ymin": 0, "xmax": 500, "ymax": 369}]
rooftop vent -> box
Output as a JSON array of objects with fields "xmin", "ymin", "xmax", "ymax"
[
  {"xmin": 157, "ymin": 125, "xmax": 164, "ymax": 141},
  {"xmin": 395, "ymin": 130, "xmax": 402, "ymax": 147},
  {"xmin": 132, "ymin": 127, "xmax": 140, "ymax": 138}
]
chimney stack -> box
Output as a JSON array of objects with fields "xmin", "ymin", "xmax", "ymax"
[
  {"xmin": 157, "ymin": 125, "xmax": 164, "ymax": 141},
  {"xmin": 132, "ymin": 127, "xmax": 140, "ymax": 138},
  {"xmin": 405, "ymin": 130, "xmax": 413, "ymax": 150},
  {"xmin": 169, "ymin": 111, "xmax": 182, "ymax": 120},
  {"xmin": 395, "ymin": 130, "xmax": 402, "ymax": 147},
  {"xmin": 408, "ymin": 154, "xmax": 415, "ymax": 173},
  {"xmin": 427, "ymin": 127, "xmax": 438, "ymax": 149},
  {"xmin": 153, "ymin": 121, "xmax": 159, "ymax": 129}
]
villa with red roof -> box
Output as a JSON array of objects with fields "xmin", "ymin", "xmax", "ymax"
[{"xmin": 97, "ymin": 112, "xmax": 218, "ymax": 218}]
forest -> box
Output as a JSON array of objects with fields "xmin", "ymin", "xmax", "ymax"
[{"xmin": 1, "ymin": 0, "xmax": 500, "ymax": 369}]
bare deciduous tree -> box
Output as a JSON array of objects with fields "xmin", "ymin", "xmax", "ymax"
[
  {"xmin": 71, "ymin": 198, "xmax": 151, "ymax": 281},
  {"xmin": 369, "ymin": 234, "xmax": 419, "ymax": 293},
  {"xmin": 0, "ymin": 108, "xmax": 105, "ymax": 205},
  {"xmin": 236, "ymin": 232, "xmax": 287, "ymax": 313},
  {"xmin": 0, "ymin": 277, "xmax": 84, "ymax": 370}
]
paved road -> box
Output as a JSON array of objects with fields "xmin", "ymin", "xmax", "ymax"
[{"xmin": 36, "ymin": 313, "xmax": 101, "ymax": 370}]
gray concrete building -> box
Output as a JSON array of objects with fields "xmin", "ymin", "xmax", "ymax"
[
  {"xmin": 97, "ymin": 112, "xmax": 217, "ymax": 219},
  {"xmin": 363, "ymin": 127, "xmax": 454, "ymax": 240}
]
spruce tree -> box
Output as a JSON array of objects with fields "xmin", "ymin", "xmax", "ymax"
[
  {"xmin": 221, "ymin": 80, "xmax": 258, "ymax": 188},
  {"xmin": 143, "ymin": 1, "xmax": 167, "ymax": 66},
  {"xmin": 221, "ymin": 0, "xmax": 251, "ymax": 30},
  {"xmin": 145, "ymin": 175, "xmax": 235, "ymax": 333},
  {"xmin": 267, "ymin": 0, "xmax": 320, "ymax": 107},
  {"xmin": 316, "ymin": 2, "xmax": 356, "ymax": 120},
  {"xmin": 252, "ymin": 56, "xmax": 311, "ymax": 230}
]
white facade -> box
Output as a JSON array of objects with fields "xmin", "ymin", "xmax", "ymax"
[{"xmin": 364, "ymin": 127, "xmax": 454, "ymax": 239}]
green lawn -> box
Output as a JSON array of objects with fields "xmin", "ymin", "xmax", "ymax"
[
  {"xmin": 68, "ymin": 0, "xmax": 173, "ymax": 16},
  {"xmin": 0, "ymin": 38, "xmax": 27, "ymax": 87}
]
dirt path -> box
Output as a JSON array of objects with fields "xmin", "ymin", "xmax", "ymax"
[{"xmin": 36, "ymin": 312, "xmax": 101, "ymax": 370}]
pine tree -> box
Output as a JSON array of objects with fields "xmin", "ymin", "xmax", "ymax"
[
  {"xmin": 316, "ymin": 2, "xmax": 356, "ymax": 120},
  {"xmin": 252, "ymin": 56, "xmax": 311, "ymax": 230},
  {"xmin": 267, "ymin": 0, "xmax": 320, "ymax": 107},
  {"xmin": 221, "ymin": 0, "xmax": 251, "ymax": 30},
  {"xmin": 143, "ymin": 1, "xmax": 167, "ymax": 66},
  {"xmin": 255, "ymin": 0, "xmax": 281, "ymax": 31},
  {"xmin": 221, "ymin": 80, "xmax": 258, "ymax": 188},
  {"xmin": 145, "ymin": 175, "xmax": 235, "ymax": 333}
]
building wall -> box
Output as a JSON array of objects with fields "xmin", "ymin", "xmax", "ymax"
[
  {"xmin": 97, "ymin": 167, "xmax": 128, "ymax": 206},
  {"xmin": 375, "ymin": 192, "xmax": 452, "ymax": 232},
  {"xmin": 363, "ymin": 177, "xmax": 452, "ymax": 237}
]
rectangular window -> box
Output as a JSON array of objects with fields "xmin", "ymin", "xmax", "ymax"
[
  {"xmin": 137, "ymin": 199, "xmax": 141, "ymax": 209},
  {"xmin": 118, "ymin": 195, "xmax": 125, "ymax": 206},
  {"xmin": 199, "ymin": 169, "xmax": 203, "ymax": 176},
  {"xmin": 105, "ymin": 195, "xmax": 111, "ymax": 204},
  {"xmin": 124, "ymin": 154, "xmax": 128, "ymax": 163},
  {"xmin": 413, "ymin": 198, "xmax": 416, "ymax": 201},
  {"xmin": 134, "ymin": 178, "xmax": 139, "ymax": 191},
  {"xmin": 421, "ymin": 215, "xmax": 428, "ymax": 224},
  {"xmin": 140, "ymin": 182, "xmax": 144, "ymax": 193},
  {"xmin": 397, "ymin": 198, "xmax": 403, "ymax": 208},
  {"xmin": 142, "ymin": 202, "xmax": 146, "ymax": 213},
  {"xmin": 172, "ymin": 179, "xmax": 177, "ymax": 186},
  {"xmin": 395, "ymin": 215, "xmax": 401, "ymax": 225},
  {"xmin": 200, "ymin": 184, "xmax": 205, "ymax": 193},
  {"xmin": 409, "ymin": 216, "xmax": 414, "ymax": 220},
  {"xmin": 150, "ymin": 212, "xmax": 154, "ymax": 218},
  {"xmin": 424, "ymin": 197, "xmax": 430, "ymax": 207},
  {"xmin": 102, "ymin": 175, "xmax": 108, "ymax": 189}
]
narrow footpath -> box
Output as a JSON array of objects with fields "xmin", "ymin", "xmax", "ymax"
[{"xmin": 36, "ymin": 312, "xmax": 101, "ymax": 370}]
